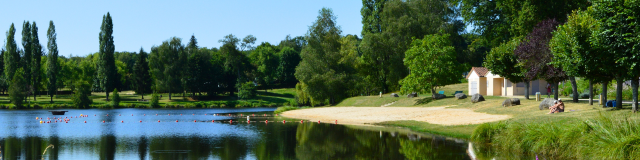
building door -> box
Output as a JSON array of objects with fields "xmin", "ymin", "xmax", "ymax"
[{"xmin": 470, "ymin": 81, "xmax": 478, "ymax": 95}]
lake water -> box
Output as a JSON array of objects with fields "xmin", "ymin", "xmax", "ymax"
[{"xmin": 0, "ymin": 108, "xmax": 480, "ymax": 160}]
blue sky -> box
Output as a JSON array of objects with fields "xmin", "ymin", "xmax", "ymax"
[{"xmin": 0, "ymin": 1, "xmax": 363, "ymax": 57}]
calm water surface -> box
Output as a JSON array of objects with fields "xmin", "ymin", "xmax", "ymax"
[{"xmin": 0, "ymin": 108, "xmax": 479, "ymax": 160}]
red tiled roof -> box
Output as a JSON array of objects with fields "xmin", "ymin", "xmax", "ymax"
[{"xmin": 466, "ymin": 67, "xmax": 488, "ymax": 79}]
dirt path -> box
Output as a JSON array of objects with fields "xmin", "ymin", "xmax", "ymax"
[{"xmin": 280, "ymin": 106, "xmax": 511, "ymax": 126}]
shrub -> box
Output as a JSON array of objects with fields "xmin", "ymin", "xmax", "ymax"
[
  {"xmin": 184, "ymin": 103, "xmax": 195, "ymax": 108},
  {"xmin": 237, "ymin": 82, "xmax": 257, "ymax": 99},
  {"xmin": 579, "ymin": 93, "xmax": 590, "ymax": 99},
  {"xmin": 112, "ymin": 88, "xmax": 121, "ymax": 107},
  {"xmin": 72, "ymin": 81, "xmax": 93, "ymax": 109},
  {"xmin": 150, "ymin": 93, "xmax": 160, "ymax": 108},
  {"xmin": 9, "ymin": 69, "xmax": 26, "ymax": 108}
]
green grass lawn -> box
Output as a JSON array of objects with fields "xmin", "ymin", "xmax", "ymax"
[{"xmin": 1, "ymin": 88, "xmax": 295, "ymax": 108}]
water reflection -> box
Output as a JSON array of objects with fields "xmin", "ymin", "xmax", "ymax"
[{"xmin": 0, "ymin": 109, "xmax": 474, "ymax": 159}]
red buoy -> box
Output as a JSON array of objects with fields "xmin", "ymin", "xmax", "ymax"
[
  {"xmin": 247, "ymin": 120, "xmax": 250, "ymax": 124},
  {"xmin": 265, "ymin": 120, "xmax": 268, "ymax": 123},
  {"xmin": 212, "ymin": 120, "xmax": 215, "ymax": 123},
  {"xmin": 119, "ymin": 114, "xmax": 121, "ymax": 116},
  {"xmin": 84, "ymin": 121, "xmax": 86, "ymax": 123},
  {"xmin": 335, "ymin": 120, "xmax": 338, "ymax": 124},
  {"xmin": 283, "ymin": 120, "xmax": 286, "ymax": 123},
  {"xmin": 121, "ymin": 121, "xmax": 124, "ymax": 123},
  {"xmin": 132, "ymin": 114, "xmax": 133, "ymax": 116},
  {"xmin": 140, "ymin": 120, "xmax": 142, "ymax": 123},
  {"xmin": 103, "ymin": 121, "xmax": 105, "ymax": 123},
  {"xmin": 230, "ymin": 120, "xmax": 233, "ymax": 123},
  {"xmin": 300, "ymin": 120, "xmax": 303, "ymax": 123},
  {"xmin": 318, "ymin": 120, "xmax": 321, "ymax": 124},
  {"xmin": 176, "ymin": 120, "xmax": 178, "ymax": 122},
  {"xmin": 158, "ymin": 120, "xmax": 160, "ymax": 122},
  {"xmin": 194, "ymin": 120, "xmax": 196, "ymax": 122}
]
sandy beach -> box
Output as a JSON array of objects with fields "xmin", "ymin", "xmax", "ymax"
[{"xmin": 281, "ymin": 106, "xmax": 511, "ymax": 126}]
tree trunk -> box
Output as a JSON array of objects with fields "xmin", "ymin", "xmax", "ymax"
[
  {"xmin": 632, "ymin": 78, "xmax": 638, "ymax": 112},
  {"xmin": 431, "ymin": 87, "xmax": 436, "ymax": 99},
  {"xmin": 553, "ymin": 82, "xmax": 559, "ymax": 100},
  {"xmin": 524, "ymin": 80, "xmax": 530, "ymax": 99},
  {"xmin": 106, "ymin": 91, "xmax": 110, "ymax": 101},
  {"xmin": 602, "ymin": 81, "xmax": 608, "ymax": 108},
  {"xmin": 616, "ymin": 77, "xmax": 623, "ymax": 109},
  {"xmin": 169, "ymin": 88, "xmax": 172, "ymax": 100},
  {"xmin": 589, "ymin": 79, "xmax": 593, "ymax": 105},
  {"xmin": 141, "ymin": 92, "xmax": 144, "ymax": 100},
  {"xmin": 570, "ymin": 77, "xmax": 578, "ymax": 102},
  {"xmin": 50, "ymin": 95, "xmax": 53, "ymax": 103}
]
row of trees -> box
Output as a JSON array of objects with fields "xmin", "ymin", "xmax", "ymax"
[
  {"xmin": 294, "ymin": 0, "xmax": 485, "ymax": 105},
  {"xmin": 2, "ymin": 12, "xmax": 306, "ymax": 107},
  {"xmin": 480, "ymin": 0, "xmax": 640, "ymax": 111}
]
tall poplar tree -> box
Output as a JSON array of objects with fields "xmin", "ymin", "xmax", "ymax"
[
  {"xmin": 4, "ymin": 24, "xmax": 19, "ymax": 82},
  {"xmin": 133, "ymin": 48, "xmax": 151, "ymax": 99},
  {"xmin": 30, "ymin": 22, "xmax": 43, "ymax": 101},
  {"xmin": 46, "ymin": 21, "xmax": 59, "ymax": 103},
  {"xmin": 98, "ymin": 12, "xmax": 117, "ymax": 101},
  {"xmin": 21, "ymin": 21, "xmax": 32, "ymax": 100}
]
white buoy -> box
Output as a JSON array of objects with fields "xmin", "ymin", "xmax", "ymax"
[{"xmin": 247, "ymin": 116, "xmax": 250, "ymax": 121}]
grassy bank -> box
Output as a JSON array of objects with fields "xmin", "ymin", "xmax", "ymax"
[
  {"xmin": 332, "ymin": 82, "xmax": 640, "ymax": 158},
  {"xmin": 0, "ymin": 88, "xmax": 295, "ymax": 109}
]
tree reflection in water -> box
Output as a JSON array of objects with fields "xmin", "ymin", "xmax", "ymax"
[{"xmin": 0, "ymin": 118, "xmax": 476, "ymax": 159}]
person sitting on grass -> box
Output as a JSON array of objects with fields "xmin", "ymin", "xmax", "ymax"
[{"xmin": 548, "ymin": 99, "xmax": 565, "ymax": 114}]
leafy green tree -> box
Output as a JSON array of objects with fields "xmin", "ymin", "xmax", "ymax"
[
  {"xmin": 460, "ymin": 0, "xmax": 589, "ymax": 47},
  {"xmin": 276, "ymin": 47, "xmax": 300, "ymax": 87},
  {"xmin": 361, "ymin": 0, "xmax": 386, "ymax": 35},
  {"xmin": 237, "ymin": 81, "xmax": 257, "ymax": 100},
  {"xmin": 30, "ymin": 22, "xmax": 43, "ymax": 101},
  {"xmin": 4, "ymin": 24, "xmax": 20, "ymax": 86},
  {"xmin": 9, "ymin": 68, "xmax": 26, "ymax": 108},
  {"xmin": 359, "ymin": 0, "xmax": 455, "ymax": 93},
  {"xmin": 591, "ymin": 0, "xmax": 640, "ymax": 110},
  {"xmin": 149, "ymin": 37, "xmax": 184, "ymax": 100},
  {"xmin": 133, "ymin": 48, "xmax": 151, "ymax": 99},
  {"xmin": 295, "ymin": 8, "xmax": 358, "ymax": 104},
  {"xmin": 72, "ymin": 80, "xmax": 92, "ymax": 108},
  {"xmin": 186, "ymin": 43, "xmax": 214, "ymax": 97},
  {"xmin": 46, "ymin": 21, "xmax": 59, "ymax": 103},
  {"xmin": 98, "ymin": 12, "xmax": 118, "ymax": 101},
  {"xmin": 220, "ymin": 34, "xmax": 248, "ymax": 96},
  {"xmin": 112, "ymin": 88, "xmax": 120, "ymax": 107},
  {"xmin": 400, "ymin": 33, "xmax": 460, "ymax": 98},
  {"xmin": 484, "ymin": 37, "xmax": 526, "ymax": 94},
  {"xmin": 252, "ymin": 42, "xmax": 279, "ymax": 91},
  {"xmin": 278, "ymin": 35, "xmax": 306, "ymax": 53},
  {"xmin": 0, "ymin": 49, "xmax": 6, "ymax": 94},
  {"xmin": 550, "ymin": 10, "xmax": 613, "ymax": 106},
  {"xmin": 240, "ymin": 35, "xmax": 257, "ymax": 51}
]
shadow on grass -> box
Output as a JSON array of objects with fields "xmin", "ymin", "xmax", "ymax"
[{"xmin": 257, "ymin": 91, "xmax": 294, "ymax": 98}]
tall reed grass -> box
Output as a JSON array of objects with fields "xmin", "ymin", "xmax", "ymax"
[{"xmin": 472, "ymin": 112, "xmax": 640, "ymax": 159}]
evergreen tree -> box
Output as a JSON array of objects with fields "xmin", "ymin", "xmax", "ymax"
[
  {"xmin": 133, "ymin": 48, "xmax": 151, "ymax": 99},
  {"xmin": 4, "ymin": 24, "xmax": 20, "ymax": 84},
  {"xmin": 98, "ymin": 12, "xmax": 117, "ymax": 101},
  {"xmin": 47, "ymin": 21, "xmax": 59, "ymax": 103},
  {"xmin": 31, "ymin": 22, "xmax": 43, "ymax": 101}
]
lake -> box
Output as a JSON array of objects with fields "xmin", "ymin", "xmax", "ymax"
[{"xmin": 0, "ymin": 108, "xmax": 481, "ymax": 160}]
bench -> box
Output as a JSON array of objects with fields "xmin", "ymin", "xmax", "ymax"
[{"xmin": 453, "ymin": 91, "xmax": 463, "ymax": 95}]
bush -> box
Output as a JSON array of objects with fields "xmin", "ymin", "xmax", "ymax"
[
  {"xmin": 112, "ymin": 88, "xmax": 121, "ymax": 107},
  {"xmin": 150, "ymin": 93, "xmax": 160, "ymax": 108},
  {"xmin": 237, "ymin": 82, "xmax": 257, "ymax": 99},
  {"xmin": 72, "ymin": 81, "xmax": 93, "ymax": 109},
  {"xmin": 579, "ymin": 93, "xmax": 590, "ymax": 99},
  {"xmin": 9, "ymin": 69, "xmax": 26, "ymax": 108}
]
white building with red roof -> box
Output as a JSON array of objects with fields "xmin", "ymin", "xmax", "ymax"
[{"xmin": 466, "ymin": 67, "xmax": 550, "ymax": 96}]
